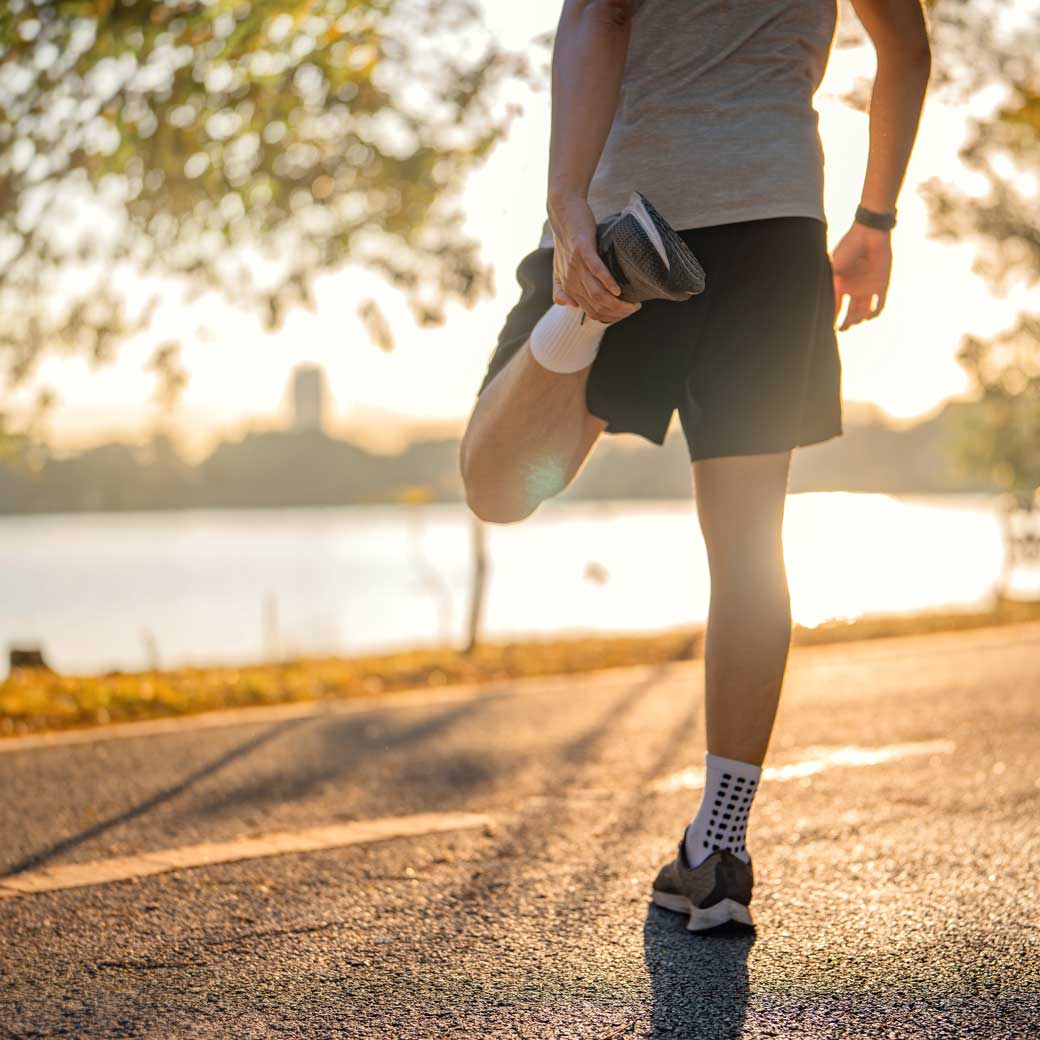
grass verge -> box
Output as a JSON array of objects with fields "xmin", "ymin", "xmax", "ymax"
[{"xmin": 3, "ymin": 599, "xmax": 1040, "ymax": 737}]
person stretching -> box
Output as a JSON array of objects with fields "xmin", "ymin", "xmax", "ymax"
[{"xmin": 460, "ymin": 0, "xmax": 931, "ymax": 930}]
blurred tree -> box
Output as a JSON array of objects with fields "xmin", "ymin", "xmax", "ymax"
[
  {"xmin": 914, "ymin": 1, "xmax": 1040, "ymax": 594},
  {"xmin": 0, "ymin": 0, "xmax": 530, "ymax": 404},
  {"xmin": 919, "ymin": 1, "xmax": 1039, "ymax": 297},
  {"xmin": 950, "ymin": 320, "xmax": 1040, "ymax": 596},
  {"xmin": 952, "ymin": 320, "xmax": 1040, "ymax": 511},
  {"xmin": 834, "ymin": 0, "xmax": 1036, "ymax": 292}
]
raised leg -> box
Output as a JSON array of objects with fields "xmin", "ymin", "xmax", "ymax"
[
  {"xmin": 693, "ymin": 450, "xmax": 794, "ymax": 765},
  {"xmin": 460, "ymin": 339, "xmax": 607, "ymax": 524}
]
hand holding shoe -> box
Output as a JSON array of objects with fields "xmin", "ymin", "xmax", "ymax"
[{"xmin": 548, "ymin": 192, "xmax": 642, "ymax": 325}]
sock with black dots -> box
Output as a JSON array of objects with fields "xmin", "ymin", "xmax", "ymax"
[{"xmin": 684, "ymin": 752, "xmax": 762, "ymax": 868}]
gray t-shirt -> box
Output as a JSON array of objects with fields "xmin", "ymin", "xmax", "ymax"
[{"xmin": 538, "ymin": 0, "xmax": 838, "ymax": 249}]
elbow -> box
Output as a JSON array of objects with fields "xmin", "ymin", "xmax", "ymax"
[
  {"xmin": 878, "ymin": 38, "xmax": 932, "ymax": 83},
  {"xmin": 910, "ymin": 39, "xmax": 932, "ymax": 76},
  {"xmin": 576, "ymin": 0, "xmax": 635, "ymax": 32}
]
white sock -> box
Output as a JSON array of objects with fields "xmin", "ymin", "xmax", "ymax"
[
  {"xmin": 684, "ymin": 752, "xmax": 762, "ymax": 868},
  {"xmin": 528, "ymin": 304, "xmax": 612, "ymax": 374}
]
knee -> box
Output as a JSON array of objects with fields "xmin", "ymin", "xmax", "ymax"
[
  {"xmin": 463, "ymin": 482, "xmax": 536, "ymax": 525},
  {"xmin": 465, "ymin": 492, "xmax": 535, "ymax": 525},
  {"xmin": 459, "ymin": 441, "xmax": 536, "ymax": 525}
]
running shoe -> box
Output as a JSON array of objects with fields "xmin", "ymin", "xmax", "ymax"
[
  {"xmin": 651, "ymin": 826, "xmax": 755, "ymax": 931},
  {"xmin": 596, "ymin": 190, "xmax": 707, "ymax": 303}
]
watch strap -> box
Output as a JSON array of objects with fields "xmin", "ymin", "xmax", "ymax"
[{"xmin": 855, "ymin": 204, "xmax": 897, "ymax": 232}]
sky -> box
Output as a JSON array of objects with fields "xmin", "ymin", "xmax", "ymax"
[{"xmin": 5, "ymin": 0, "xmax": 1038, "ymax": 458}]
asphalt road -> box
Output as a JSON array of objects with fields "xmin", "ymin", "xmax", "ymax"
[{"xmin": 1, "ymin": 622, "xmax": 1038, "ymax": 1039}]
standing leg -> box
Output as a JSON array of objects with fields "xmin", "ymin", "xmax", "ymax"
[
  {"xmin": 694, "ymin": 450, "xmax": 793, "ymax": 764},
  {"xmin": 678, "ymin": 450, "xmax": 793, "ymax": 869}
]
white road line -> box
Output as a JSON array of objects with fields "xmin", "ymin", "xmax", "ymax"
[
  {"xmin": 649, "ymin": 739, "xmax": 956, "ymax": 794},
  {"xmin": 0, "ymin": 811, "xmax": 494, "ymax": 900}
]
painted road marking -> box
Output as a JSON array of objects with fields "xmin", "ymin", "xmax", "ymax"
[
  {"xmin": 649, "ymin": 739, "xmax": 956, "ymax": 794},
  {"xmin": 0, "ymin": 811, "xmax": 494, "ymax": 900}
]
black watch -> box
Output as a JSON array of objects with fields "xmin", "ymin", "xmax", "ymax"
[{"xmin": 855, "ymin": 204, "xmax": 897, "ymax": 232}]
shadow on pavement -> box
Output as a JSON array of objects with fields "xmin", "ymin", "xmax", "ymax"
[
  {"xmin": 187, "ymin": 694, "xmax": 500, "ymax": 821},
  {"xmin": 643, "ymin": 906, "xmax": 754, "ymax": 1039},
  {"xmin": 2, "ymin": 714, "xmax": 313, "ymax": 876}
]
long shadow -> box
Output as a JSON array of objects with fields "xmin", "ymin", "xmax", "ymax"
[
  {"xmin": 308, "ymin": 663, "xmax": 673, "ymax": 941},
  {"xmin": 3, "ymin": 715, "xmax": 314, "ymax": 876},
  {"xmin": 460, "ymin": 664, "xmax": 673, "ymax": 862},
  {"xmin": 7, "ymin": 692, "xmax": 509, "ymax": 874},
  {"xmin": 90, "ymin": 664, "xmax": 691, "ymax": 1039},
  {"xmin": 643, "ymin": 908, "xmax": 754, "ymax": 1039},
  {"xmin": 187, "ymin": 693, "xmax": 507, "ymax": 820},
  {"xmin": 261, "ymin": 664, "xmax": 705, "ymax": 1035}
]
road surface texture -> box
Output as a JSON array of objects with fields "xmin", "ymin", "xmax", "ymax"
[{"xmin": 1, "ymin": 622, "xmax": 1038, "ymax": 1039}]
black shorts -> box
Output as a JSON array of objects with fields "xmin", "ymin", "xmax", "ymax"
[{"xmin": 476, "ymin": 215, "xmax": 843, "ymax": 461}]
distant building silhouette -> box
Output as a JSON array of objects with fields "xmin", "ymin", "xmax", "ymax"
[
  {"xmin": 0, "ymin": 401, "xmax": 1005, "ymax": 514},
  {"xmin": 290, "ymin": 365, "xmax": 328, "ymax": 433}
]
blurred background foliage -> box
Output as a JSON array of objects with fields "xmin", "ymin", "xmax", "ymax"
[
  {"xmin": 917, "ymin": 0, "xmax": 1040, "ymax": 511},
  {"xmin": 953, "ymin": 316, "xmax": 1040, "ymax": 506},
  {"xmin": 0, "ymin": 0, "xmax": 531, "ymax": 401}
]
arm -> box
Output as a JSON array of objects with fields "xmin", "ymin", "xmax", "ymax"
[
  {"xmin": 546, "ymin": 0, "xmax": 640, "ymax": 324},
  {"xmin": 832, "ymin": 0, "xmax": 931, "ymax": 331}
]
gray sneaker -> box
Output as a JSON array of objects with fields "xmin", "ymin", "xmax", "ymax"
[
  {"xmin": 596, "ymin": 191, "xmax": 707, "ymax": 303},
  {"xmin": 651, "ymin": 827, "xmax": 755, "ymax": 932}
]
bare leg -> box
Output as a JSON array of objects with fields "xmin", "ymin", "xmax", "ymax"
[
  {"xmin": 693, "ymin": 450, "xmax": 794, "ymax": 765},
  {"xmin": 460, "ymin": 340, "xmax": 607, "ymax": 523}
]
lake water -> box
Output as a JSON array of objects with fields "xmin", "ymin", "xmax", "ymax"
[{"xmin": 1, "ymin": 494, "xmax": 1033, "ymax": 675}]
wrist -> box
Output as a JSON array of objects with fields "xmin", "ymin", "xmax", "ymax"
[
  {"xmin": 548, "ymin": 183, "xmax": 587, "ymax": 208},
  {"xmin": 855, "ymin": 203, "xmax": 897, "ymax": 233}
]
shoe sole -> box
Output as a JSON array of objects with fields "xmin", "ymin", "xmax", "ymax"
[
  {"xmin": 651, "ymin": 890, "xmax": 754, "ymax": 932},
  {"xmin": 621, "ymin": 191, "xmax": 670, "ymax": 270}
]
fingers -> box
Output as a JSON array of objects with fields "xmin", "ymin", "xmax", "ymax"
[
  {"xmin": 832, "ymin": 227, "xmax": 891, "ymax": 332},
  {"xmin": 555, "ymin": 243, "xmax": 639, "ymax": 323},
  {"xmin": 583, "ymin": 246, "xmax": 623, "ymax": 300},
  {"xmin": 838, "ymin": 292, "xmax": 886, "ymax": 332},
  {"xmin": 573, "ymin": 244, "xmax": 637, "ymax": 322},
  {"xmin": 552, "ymin": 273, "xmax": 578, "ymax": 309},
  {"xmin": 577, "ymin": 266, "xmax": 639, "ymax": 322},
  {"xmin": 838, "ymin": 296, "xmax": 868, "ymax": 331}
]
